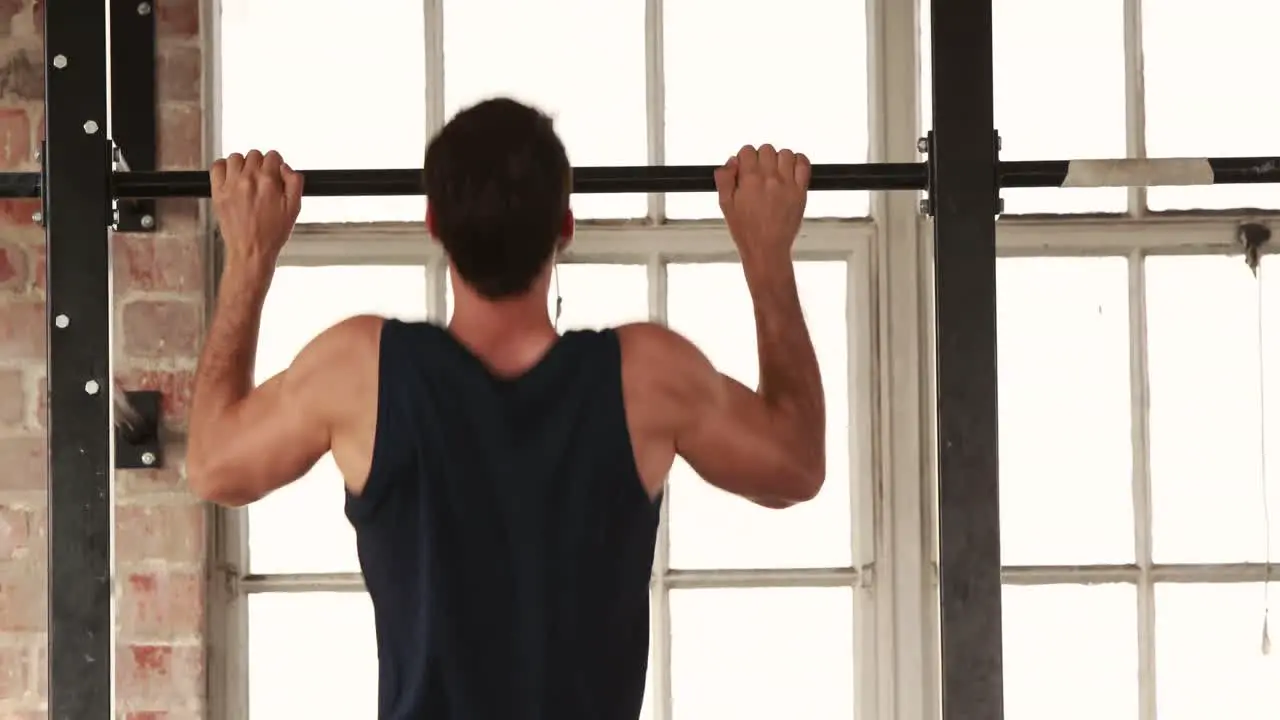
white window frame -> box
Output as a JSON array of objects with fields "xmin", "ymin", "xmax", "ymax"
[{"xmin": 204, "ymin": 0, "xmax": 1280, "ymax": 719}]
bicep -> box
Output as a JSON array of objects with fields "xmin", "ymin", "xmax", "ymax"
[
  {"xmin": 675, "ymin": 371, "xmax": 816, "ymax": 506},
  {"xmin": 189, "ymin": 317, "xmax": 378, "ymax": 505},
  {"xmin": 210, "ymin": 369, "xmax": 332, "ymax": 503}
]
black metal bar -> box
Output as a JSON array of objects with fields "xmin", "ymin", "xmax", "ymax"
[
  {"xmin": 3, "ymin": 155, "xmax": 1280, "ymax": 201},
  {"xmin": 929, "ymin": 0, "xmax": 1004, "ymax": 719},
  {"xmin": 109, "ymin": 0, "xmax": 158, "ymax": 231},
  {"xmin": 111, "ymin": 163, "xmax": 929, "ymax": 198},
  {"xmin": 44, "ymin": 0, "xmax": 114, "ymax": 716}
]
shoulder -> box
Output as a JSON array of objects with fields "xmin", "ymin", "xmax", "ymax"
[
  {"xmin": 615, "ymin": 321, "xmax": 704, "ymax": 364},
  {"xmin": 293, "ymin": 314, "xmax": 387, "ymax": 376},
  {"xmin": 614, "ymin": 322, "xmax": 717, "ymax": 397}
]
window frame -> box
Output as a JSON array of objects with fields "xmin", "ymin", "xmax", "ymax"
[{"xmin": 206, "ymin": 0, "xmax": 1280, "ymax": 718}]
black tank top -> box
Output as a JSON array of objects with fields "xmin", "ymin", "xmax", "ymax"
[{"xmin": 345, "ymin": 320, "xmax": 661, "ymax": 720}]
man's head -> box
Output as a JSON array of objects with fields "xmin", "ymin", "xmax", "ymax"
[{"xmin": 425, "ymin": 98, "xmax": 573, "ymax": 300}]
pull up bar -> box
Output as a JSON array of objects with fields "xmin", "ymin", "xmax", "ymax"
[{"xmin": 3, "ymin": 156, "xmax": 1280, "ymax": 200}]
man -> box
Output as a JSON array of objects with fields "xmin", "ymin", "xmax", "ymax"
[{"xmin": 187, "ymin": 98, "xmax": 826, "ymax": 719}]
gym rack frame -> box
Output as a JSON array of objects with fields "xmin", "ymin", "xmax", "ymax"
[{"xmin": 18, "ymin": 0, "xmax": 1280, "ymax": 717}]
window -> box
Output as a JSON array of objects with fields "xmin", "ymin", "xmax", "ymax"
[
  {"xmin": 669, "ymin": 587, "xmax": 856, "ymax": 719},
  {"xmin": 921, "ymin": 0, "xmax": 1128, "ymax": 215},
  {"xmin": 442, "ymin": 0, "xmax": 649, "ymax": 220},
  {"xmin": 219, "ymin": 0, "xmax": 427, "ymax": 224},
  {"xmin": 1145, "ymin": 255, "xmax": 1279, "ymax": 563},
  {"xmin": 1154, "ymin": 584, "xmax": 1280, "ymax": 720},
  {"xmin": 1142, "ymin": 1, "xmax": 1280, "ymax": 211},
  {"xmin": 663, "ymin": 0, "xmax": 870, "ymax": 219},
  {"xmin": 996, "ymin": 257, "xmax": 1132, "ymax": 565},
  {"xmin": 235, "ymin": 225, "xmax": 873, "ymax": 719},
  {"xmin": 1001, "ymin": 584, "xmax": 1139, "ymax": 720},
  {"xmin": 992, "ymin": 245, "xmax": 1280, "ymax": 720}
]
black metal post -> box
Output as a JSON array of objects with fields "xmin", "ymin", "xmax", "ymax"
[
  {"xmin": 109, "ymin": 0, "xmax": 159, "ymax": 232},
  {"xmin": 44, "ymin": 0, "xmax": 114, "ymax": 716},
  {"xmin": 928, "ymin": 0, "xmax": 1004, "ymax": 718}
]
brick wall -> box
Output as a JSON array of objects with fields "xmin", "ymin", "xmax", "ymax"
[{"xmin": 0, "ymin": 0, "xmax": 210, "ymax": 717}]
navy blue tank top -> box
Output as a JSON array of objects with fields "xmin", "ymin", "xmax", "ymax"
[{"xmin": 345, "ymin": 320, "xmax": 661, "ymax": 720}]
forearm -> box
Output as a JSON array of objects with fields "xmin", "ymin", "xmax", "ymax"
[
  {"xmin": 189, "ymin": 261, "xmax": 274, "ymax": 454},
  {"xmin": 741, "ymin": 252, "xmax": 826, "ymax": 470}
]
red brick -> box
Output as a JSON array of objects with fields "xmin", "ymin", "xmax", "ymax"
[
  {"xmin": 0, "ymin": 437, "xmax": 45, "ymax": 491},
  {"xmin": 158, "ymin": 104, "xmax": 200, "ymax": 170},
  {"xmin": 31, "ymin": 0, "xmax": 39, "ymax": 38},
  {"xmin": 28, "ymin": 239, "xmax": 41, "ymax": 292},
  {"xmin": 0, "ymin": 199, "xmax": 40, "ymax": 226},
  {"xmin": 116, "ymin": 370, "xmax": 194, "ymax": 427},
  {"xmin": 0, "ymin": 368, "xmax": 23, "ymax": 427},
  {"xmin": 117, "ymin": 644, "xmax": 203, "ymax": 704},
  {"xmin": 32, "ymin": 371, "xmax": 43, "ymax": 428},
  {"xmin": 157, "ymin": 45, "xmax": 200, "ymax": 104},
  {"xmin": 0, "ymin": 643, "xmax": 28, "ymax": 700},
  {"xmin": 0, "ymin": 504, "xmax": 34, "ymax": 560},
  {"xmin": 115, "ymin": 503, "xmax": 203, "ymax": 564},
  {"xmin": 122, "ymin": 299, "xmax": 202, "ymax": 359},
  {"xmin": 113, "ymin": 235, "xmax": 202, "ymax": 294},
  {"xmin": 0, "ymin": 0, "xmax": 25, "ymax": 38},
  {"xmin": 126, "ymin": 713, "xmax": 203, "ymax": 720},
  {"xmin": 31, "ymin": 643, "xmax": 43, "ymax": 698},
  {"xmin": 0, "ymin": 107, "xmax": 29, "ymax": 169},
  {"xmin": 0, "ymin": 240, "xmax": 28, "ymax": 291},
  {"xmin": 0, "ymin": 47, "xmax": 42, "ymax": 101},
  {"xmin": 0, "ymin": 566, "xmax": 45, "ymax": 632},
  {"xmin": 119, "ymin": 571, "xmax": 203, "ymax": 640},
  {"xmin": 156, "ymin": 0, "xmax": 198, "ymax": 38},
  {"xmin": 0, "ymin": 299, "xmax": 44, "ymax": 360}
]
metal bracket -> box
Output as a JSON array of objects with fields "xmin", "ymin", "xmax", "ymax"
[
  {"xmin": 34, "ymin": 141, "xmax": 46, "ymax": 226},
  {"xmin": 114, "ymin": 390, "xmax": 163, "ymax": 469},
  {"xmin": 109, "ymin": 0, "xmax": 158, "ymax": 233},
  {"xmin": 919, "ymin": 131, "xmax": 1005, "ymax": 217}
]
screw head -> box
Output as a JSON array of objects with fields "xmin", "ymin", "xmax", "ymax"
[
  {"xmin": 83, "ymin": 120, "xmax": 99, "ymax": 135},
  {"xmin": 917, "ymin": 137, "xmax": 929, "ymax": 154},
  {"xmin": 140, "ymin": 214, "xmax": 155, "ymax": 229},
  {"xmin": 55, "ymin": 314, "xmax": 69, "ymax": 329},
  {"xmin": 919, "ymin": 198, "xmax": 930, "ymax": 214},
  {"xmin": 84, "ymin": 380, "xmax": 100, "ymax": 396},
  {"xmin": 30, "ymin": 211, "xmax": 42, "ymax": 224},
  {"xmin": 140, "ymin": 452, "xmax": 156, "ymax": 466},
  {"xmin": 137, "ymin": 2, "xmax": 151, "ymax": 14},
  {"xmin": 52, "ymin": 54, "xmax": 67, "ymax": 69}
]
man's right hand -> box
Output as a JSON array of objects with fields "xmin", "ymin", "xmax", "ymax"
[{"xmin": 714, "ymin": 144, "xmax": 811, "ymax": 262}]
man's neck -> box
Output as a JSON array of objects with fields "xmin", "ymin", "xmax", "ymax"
[{"xmin": 448, "ymin": 291, "xmax": 559, "ymax": 376}]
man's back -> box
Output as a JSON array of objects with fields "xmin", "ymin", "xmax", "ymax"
[
  {"xmin": 348, "ymin": 320, "xmax": 661, "ymax": 719},
  {"xmin": 188, "ymin": 135, "xmax": 826, "ymax": 720}
]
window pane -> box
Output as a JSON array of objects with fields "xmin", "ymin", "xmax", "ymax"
[
  {"xmin": 666, "ymin": 262, "xmax": 851, "ymax": 569},
  {"xmin": 445, "ymin": 263, "xmax": 651, "ymax": 328},
  {"xmin": 669, "ymin": 587, "xmax": 855, "ymax": 719},
  {"xmin": 1155, "ymin": 583, "xmax": 1278, "ymax": 720},
  {"xmin": 249, "ymin": 593, "xmax": 378, "ymax": 719},
  {"xmin": 1146, "ymin": 256, "xmax": 1278, "ymax": 562},
  {"xmin": 220, "ymin": 0, "xmax": 425, "ymax": 223},
  {"xmin": 250, "ymin": 266, "xmax": 428, "ymax": 573},
  {"xmin": 921, "ymin": 0, "xmax": 1127, "ymax": 214},
  {"xmin": 1143, "ymin": 2, "xmax": 1280, "ymax": 211},
  {"xmin": 997, "ymin": 257, "xmax": 1133, "ymax": 565},
  {"xmin": 443, "ymin": 0, "xmax": 647, "ymax": 220},
  {"xmin": 1002, "ymin": 584, "xmax": 1138, "ymax": 720},
  {"xmin": 664, "ymin": 0, "xmax": 868, "ymax": 219}
]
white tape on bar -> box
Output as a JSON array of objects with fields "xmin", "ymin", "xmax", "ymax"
[{"xmin": 1061, "ymin": 158, "xmax": 1214, "ymax": 189}]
